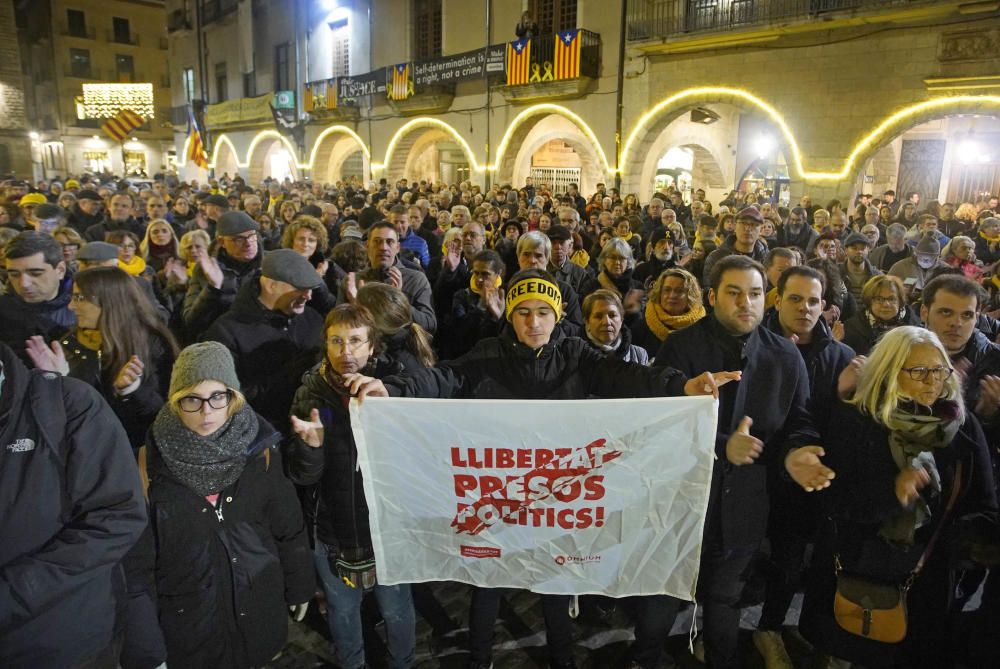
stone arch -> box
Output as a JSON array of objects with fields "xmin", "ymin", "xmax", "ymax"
[
  {"xmin": 621, "ymin": 91, "xmax": 793, "ymax": 201},
  {"xmin": 211, "ymin": 135, "xmax": 240, "ymax": 178},
  {"xmin": 383, "ymin": 119, "xmax": 479, "ymax": 185},
  {"xmin": 308, "ymin": 126, "xmax": 370, "ymax": 185},
  {"xmin": 494, "ymin": 113, "xmax": 607, "ymax": 195},
  {"xmin": 855, "ymin": 142, "xmax": 898, "ymax": 201},
  {"xmin": 246, "ymin": 132, "xmax": 300, "ymax": 184}
]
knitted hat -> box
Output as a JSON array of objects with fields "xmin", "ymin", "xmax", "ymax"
[
  {"xmin": 169, "ymin": 342, "xmax": 241, "ymax": 397},
  {"xmin": 19, "ymin": 192, "xmax": 47, "ymax": 206},
  {"xmin": 505, "ymin": 272, "xmax": 562, "ymax": 321}
]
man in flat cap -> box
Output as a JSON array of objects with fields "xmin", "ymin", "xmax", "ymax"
[
  {"xmin": 181, "ymin": 210, "xmax": 263, "ymax": 339},
  {"xmin": 203, "ymin": 248, "xmax": 324, "ymax": 432}
]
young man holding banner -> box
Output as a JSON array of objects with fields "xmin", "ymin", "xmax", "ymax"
[{"xmin": 346, "ymin": 268, "xmax": 739, "ymax": 669}]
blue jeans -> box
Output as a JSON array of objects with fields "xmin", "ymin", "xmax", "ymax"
[{"xmin": 313, "ymin": 541, "xmax": 416, "ymax": 669}]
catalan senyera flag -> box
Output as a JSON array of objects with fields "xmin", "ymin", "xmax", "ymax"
[
  {"xmin": 554, "ymin": 30, "xmax": 581, "ymax": 81},
  {"xmin": 186, "ymin": 109, "xmax": 209, "ymax": 170},
  {"xmin": 389, "ymin": 63, "xmax": 413, "ymax": 101},
  {"xmin": 100, "ymin": 109, "xmax": 145, "ymax": 142},
  {"xmin": 506, "ymin": 38, "xmax": 531, "ymax": 86}
]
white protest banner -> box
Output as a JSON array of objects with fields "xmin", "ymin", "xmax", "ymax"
[{"xmin": 350, "ymin": 396, "xmax": 717, "ymax": 599}]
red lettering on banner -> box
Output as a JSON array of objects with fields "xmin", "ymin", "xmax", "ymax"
[
  {"xmin": 460, "ymin": 545, "xmax": 502, "ymax": 558},
  {"xmin": 450, "ymin": 438, "xmax": 621, "ymax": 535}
]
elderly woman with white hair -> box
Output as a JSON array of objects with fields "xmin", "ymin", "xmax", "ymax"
[{"xmin": 799, "ymin": 326, "xmax": 997, "ymax": 669}]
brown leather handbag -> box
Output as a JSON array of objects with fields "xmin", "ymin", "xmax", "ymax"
[{"xmin": 833, "ymin": 462, "xmax": 962, "ymax": 644}]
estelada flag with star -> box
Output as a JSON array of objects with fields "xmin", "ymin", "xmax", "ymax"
[{"xmin": 101, "ymin": 109, "xmax": 145, "ymax": 142}]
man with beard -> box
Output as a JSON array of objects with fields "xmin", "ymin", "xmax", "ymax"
[
  {"xmin": 634, "ymin": 227, "xmax": 676, "ymax": 287},
  {"xmin": 840, "ymin": 232, "xmax": 882, "ymax": 303},
  {"xmin": 202, "ymin": 249, "xmax": 323, "ymax": 432},
  {"xmin": 776, "ymin": 206, "xmax": 817, "ymax": 253}
]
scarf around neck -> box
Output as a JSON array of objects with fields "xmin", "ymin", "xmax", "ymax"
[
  {"xmin": 644, "ymin": 299, "xmax": 705, "ymax": 342},
  {"xmin": 880, "ymin": 400, "xmax": 961, "ymax": 545},
  {"xmin": 152, "ymin": 403, "xmax": 259, "ymax": 496},
  {"xmin": 118, "ymin": 255, "xmax": 147, "ymax": 276}
]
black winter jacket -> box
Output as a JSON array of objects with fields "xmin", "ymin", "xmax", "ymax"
[
  {"xmin": 440, "ymin": 288, "xmax": 504, "ymax": 360},
  {"xmin": 288, "ymin": 357, "xmax": 407, "ymax": 550},
  {"xmin": 0, "ymin": 344, "xmax": 146, "ymax": 669},
  {"xmin": 655, "ymin": 317, "xmax": 820, "ymax": 548},
  {"xmin": 385, "ymin": 330, "xmax": 687, "ymax": 401},
  {"xmin": 701, "ymin": 234, "xmax": 770, "ymax": 286},
  {"xmin": 142, "ymin": 414, "xmax": 314, "ymax": 669},
  {"xmin": 84, "ymin": 216, "xmax": 147, "ymax": 242},
  {"xmin": 0, "ymin": 280, "xmax": 75, "ymax": 365},
  {"xmin": 181, "ymin": 248, "xmax": 262, "ymax": 339},
  {"xmin": 202, "ymin": 274, "xmax": 323, "ymax": 432}
]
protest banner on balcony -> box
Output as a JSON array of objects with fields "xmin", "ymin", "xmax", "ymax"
[{"xmin": 350, "ymin": 396, "xmax": 717, "ymax": 599}]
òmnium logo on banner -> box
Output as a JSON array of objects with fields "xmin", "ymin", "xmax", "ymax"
[{"xmin": 554, "ymin": 554, "xmax": 601, "ymax": 566}]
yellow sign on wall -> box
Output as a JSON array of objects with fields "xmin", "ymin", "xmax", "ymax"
[
  {"xmin": 81, "ymin": 83, "xmax": 155, "ymax": 119},
  {"xmin": 204, "ymin": 93, "xmax": 273, "ymax": 127}
]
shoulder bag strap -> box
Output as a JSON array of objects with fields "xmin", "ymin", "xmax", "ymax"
[{"xmin": 906, "ymin": 461, "xmax": 963, "ymax": 590}]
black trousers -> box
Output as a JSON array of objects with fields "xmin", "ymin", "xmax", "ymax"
[{"xmin": 467, "ymin": 587, "xmax": 575, "ymax": 665}]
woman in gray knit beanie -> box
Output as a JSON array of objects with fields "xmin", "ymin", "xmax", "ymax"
[{"xmin": 135, "ymin": 341, "xmax": 315, "ymax": 668}]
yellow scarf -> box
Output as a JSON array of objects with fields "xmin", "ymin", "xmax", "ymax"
[
  {"xmin": 118, "ymin": 255, "xmax": 147, "ymax": 276},
  {"xmin": 992, "ymin": 274, "xmax": 1000, "ymax": 291},
  {"xmin": 765, "ymin": 286, "xmax": 778, "ymax": 311},
  {"xmin": 618, "ymin": 231, "xmax": 634, "ymax": 242},
  {"xmin": 187, "ymin": 261, "xmax": 196, "ymax": 277},
  {"xmin": 571, "ymin": 249, "xmax": 590, "ymax": 269},
  {"xmin": 644, "ymin": 299, "xmax": 706, "ymax": 342},
  {"xmin": 980, "ymin": 229, "xmax": 1000, "ymax": 244}
]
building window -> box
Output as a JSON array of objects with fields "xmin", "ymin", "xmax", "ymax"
[
  {"xmin": 215, "ymin": 62, "xmax": 228, "ymax": 102},
  {"xmin": 67, "ymin": 9, "xmax": 87, "ymax": 38},
  {"xmin": 413, "ymin": 0, "xmax": 442, "ymax": 60},
  {"xmin": 531, "ymin": 0, "xmax": 577, "ymax": 34},
  {"xmin": 182, "ymin": 67, "xmax": 195, "ymax": 102},
  {"xmin": 243, "ymin": 70, "xmax": 256, "ymax": 97},
  {"xmin": 330, "ymin": 20, "xmax": 350, "ymax": 77},
  {"xmin": 112, "ymin": 17, "xmax": 131, "ymax": 44},
  {"xmin": 116, "ymin": 54, "xmax": 135, "ymax": 82},
  {"xmin": 70, "ymin": 48, "xmax": 91, "ymax": 78},
  {"xmin": 274, "ymin": 43, "xmax": 291, "ymax": 91}
]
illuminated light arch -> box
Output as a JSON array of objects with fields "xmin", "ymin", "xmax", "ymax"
[
  {"xmin": 245, "ymin": 130, "xmax": 306, "ymax": 169},
  {"xmin": 500, "ymin": 114, "xmax": 607, "ymax": 195},
  {"xmin": 620, "ymin": 88, "xmax": 1000, "ymax": 183},
  {"xmin": 382, "ymin": 118, "xmax": 484, "ymax": 176},
  {"xmin": 308, "ymin": 126, "xmax": 371, "ymax": 183},
  {"xmin": 492, "ymin": 103, "xmax": 612, "ymax": 175},
  {"xmin": 208, "ymin": 134, "xmax": 240, "ymax": 168},
  {"xmin": 210, "ymin": 135, "xmax": 240, "ymax": 176}
]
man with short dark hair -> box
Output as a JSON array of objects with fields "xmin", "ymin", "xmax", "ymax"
[
  {"xmin": 343, "ymin": 221, "xmax": 436, "ymax": 333},
  {"xmin": 652, "ymin": 255, "xmax": 831, "ymax": 669},
  {"xmin": 84, "ymin": 192, "xmax": 145, "ymax": 242},
  {"xmin": 840, "ymin": 232, "xmax": 882, "ymax": 303},
  {"xmin": 390, "ymin": 204, "xmax": 430, "ymax": 269},
  {"xmin": 0, "ymin": 232, "xmax": 74, "ymax": 363},
  {"xmin": 546, "ymin": 224, "xmax": 588, "ymax": 294}
]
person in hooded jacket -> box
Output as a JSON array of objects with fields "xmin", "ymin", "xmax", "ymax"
[
  {"xmin": 287, "ymin": 305, "xmax": 418, "ymax": 669},
  {"xmin": 137, "ymin": 342, "xmax": 314, "ymax": 669},
  {"xmin": 0, "ymin": 342, "xmax": 147, "ymax": 669},
  {"xmin": 202, "ymin": 249, "xmax": 323, "ymax": 434},
  {"xmin": 344, "ymin": 269, "xmax": 739, "ymax": 669}
]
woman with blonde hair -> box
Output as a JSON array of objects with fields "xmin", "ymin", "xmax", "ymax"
[
  {"xmin": 140, "ymin": 218, "xmax": 181, "ymax": 273},
  {"xmin": 800, "ymin": 326, "xmax": 996, "ymax": 669},
  {"xmin": 631, "ymin": 267, "xmax": 705, "ymax": 355},
  {"xmin": 137, "ymin": 341, "xmax": 314, "ymax": 668},
  {"xmin": 281, "ymin": 215, "xmax": 337, "ymax": 315}
]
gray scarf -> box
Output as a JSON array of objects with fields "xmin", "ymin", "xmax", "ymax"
[{"xmin": 152, "ymin": 404, "xmax": 259, "ymax": 496}]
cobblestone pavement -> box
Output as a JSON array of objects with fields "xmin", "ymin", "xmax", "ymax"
[{"xmin": 271, "ymin": 581, "xmax": 810, "ymax": 669}]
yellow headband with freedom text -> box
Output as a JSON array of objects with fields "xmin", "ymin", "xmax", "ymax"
[{"xmin": 505, "ymin": 277, "xmax": 562, "ymax": 320}]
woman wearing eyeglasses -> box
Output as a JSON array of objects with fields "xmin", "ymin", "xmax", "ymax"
[
  {"xmin": 799, "ymin": 326, "xmax": 996, "ymax": 669},
  {"xmin": 138, "ymin": 341, "xmax": 314, "ymax": 669},
  {"xmin": 24, "ymin": 266, "xmax": 178, "ymax": 451},
  {"xmin": 287, "ymin": 305, "xmax": 418, "ymax": 669},
  {"xmin": 842, "ymin": 275, "xmax": 921, "ymax": 355}
]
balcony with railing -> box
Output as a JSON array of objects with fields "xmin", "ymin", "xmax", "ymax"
[
  {"xmin": 60, "ymin": 25, "xmax": 97, "ymax": 40},
  {"xmin": 201, "ymin": 0, "xmax": 239, "ymax": 25},
  {"xmin": 626, "ymin": 0, "xmax": 947, "ymax": 42},
  {"xmin": 108, "ymin": 30, "xmax": 140, "ymax": 46},
  {"xmin": 501, "ymin": 29, "xmax": 602, "ymax": 102}
]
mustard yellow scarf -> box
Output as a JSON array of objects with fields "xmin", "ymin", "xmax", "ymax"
[
  {"xmin": 644, "ymin": 299, "xmax": 706, "ymax": 342},
  {"xmin": 118, "ymin": 255, "xmax": 147, "ymax": 277}
]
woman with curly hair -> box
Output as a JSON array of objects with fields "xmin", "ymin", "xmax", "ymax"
[{"xmin": 631, "ymin": 267, "xmax": 706, "ymax": 355}]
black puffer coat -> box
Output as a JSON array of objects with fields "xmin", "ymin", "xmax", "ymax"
[{"xmin": 143, "ymin": 414, "xmax": 314, "ymax": 669}]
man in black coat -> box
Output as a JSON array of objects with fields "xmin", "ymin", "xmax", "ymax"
[
  {"xmin": 66, "ymin": 189, "xmax": 105, "ymax": 235},
  {"xmin": 203, "ymin": 249, "xmax": 324, "ymax": 434},
  {"xmin": 653, "ymin": 255, "xmax": 832, "ymax": 669},
  {"xmin": 84, "ymin": 191, "xmax": 146, "ymax": 242},
  {"xmin": 0, "ymin": 343, "xmax": 146, "ymax": 668},
  {"xmin": 182, "ymin": 210, "xmax": 263, "ymax": 340},
  {"xmin": 702, "ymin": 206, "xmax": 770, "ymax": 286},
  {"xmin": 755, "ymin": 266, "xmax": 855, "ymax": 665},
  {"xmin": 432, "ymin": 221, "xmax": 485, "ymax": 317},
  {"xmin": 0, "ymin": 232, "xmax": 74, "ymax": 365}
]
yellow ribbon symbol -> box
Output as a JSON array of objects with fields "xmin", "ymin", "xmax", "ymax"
[
  {"xmin": 541, "ymin": 62, "xmax": 554, "ymax": 81},
  {"xmin": 529, "ymin": 64, "xmax": 542, "ymax": 83}
]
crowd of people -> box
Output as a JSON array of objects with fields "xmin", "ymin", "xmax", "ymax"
[{"xmin": 1, "ymin": 171, "xmax": 999, "ymax": 669}]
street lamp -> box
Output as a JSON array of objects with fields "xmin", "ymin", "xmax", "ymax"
[{"xmin": 754, "ymin": 134, "xmax": 775, "ymax": 159}]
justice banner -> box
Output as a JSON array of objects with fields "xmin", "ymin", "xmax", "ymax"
[{"xmin": 350, "ymin": 396, "xmax": 717, "ymax": 599}]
